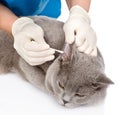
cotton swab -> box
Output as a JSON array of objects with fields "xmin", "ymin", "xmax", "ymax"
[{"xmin": 54, "ymin": 49, "xmax": 64, "ymax": 54}]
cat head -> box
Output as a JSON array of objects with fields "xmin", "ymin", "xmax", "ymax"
[{"xmin": 45, "ymin": 43, "xmax": 113, "ymax": 108}]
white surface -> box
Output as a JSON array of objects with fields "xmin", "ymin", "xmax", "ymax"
[{"xmin": 0, "ymin": 0, "xmax": 120, "ymax": 115}]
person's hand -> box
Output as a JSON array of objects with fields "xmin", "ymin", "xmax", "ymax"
[
  {"xmin": 12, "ymin": 17, "xmax": 55, "ymax": 65},
  {"xmin": 63, "ymin": 5, "xmax": 97, "ymax": 56}
]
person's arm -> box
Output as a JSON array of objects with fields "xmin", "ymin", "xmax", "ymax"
[
  {"xmin": 0, "ymin": 3, "xmax": 55, "ymax": 66},
  {"xmin": 66, "ymin": 0, "xmax": 91, "ymax": 12},
  {"xmin": 64, "ymin": 0, "xmax": 97, "ymax": 56},
  {"xmin": 0, "ymin": 3, "xmax": 18, "ymax": 33}
]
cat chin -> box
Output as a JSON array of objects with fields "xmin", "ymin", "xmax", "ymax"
[
  {"xmin": 61, "ymin": 102, "xmax": 88, "ymax": 108},
  {"xmin": 63, "ymin": 101, "xmax": 102, "ymax": 108}
]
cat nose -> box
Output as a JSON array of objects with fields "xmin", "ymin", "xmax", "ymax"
[
  {"xmin": 63, "ymin": 95, "xmax": 70, "ymax": 102},
  {"xmin": 63, "ymin": 99, "xmax": 68, "ymax": 104}
]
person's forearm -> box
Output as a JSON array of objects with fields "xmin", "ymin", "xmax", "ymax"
[
  {"xmin": 0, "ymin": 4, "xmax": 18, "ymax": 33},
  {"xmin": 66, "ymin": 0, "xmax": 91, "ymax": 12}
]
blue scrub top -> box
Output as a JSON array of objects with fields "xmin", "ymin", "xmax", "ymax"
[{"xmin": 0, "ymin": 0, "xmax": 61, "ymax": 18}]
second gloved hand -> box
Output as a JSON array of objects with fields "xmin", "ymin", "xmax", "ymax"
[
  {"xmin": 63, "ymin": 5, "xmax": 97, "ymax": 56},
  {"xmin": 12, "ymin": 17, "xmax": 55, "ymax": 66}
]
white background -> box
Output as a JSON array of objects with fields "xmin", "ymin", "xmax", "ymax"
[{"xmin": 0, "ymin": 0, "xmax": 120, "ymax": 115}]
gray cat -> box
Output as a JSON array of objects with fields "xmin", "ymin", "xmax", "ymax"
[{"xmin": 0, "ymin": 16, "xmax": 113, "ymax": 108}]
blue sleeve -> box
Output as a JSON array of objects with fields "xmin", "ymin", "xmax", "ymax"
[
  {"xmin": 0, "ymin": 0, "xmax": 40, "ymax": 16},
  {"xmin": 39, "ymin": 0, "xmax": 61, "ymax": 18},
  {"xmin": 0, "ymin": 0, "xmax": 61, "ymax": 18}
]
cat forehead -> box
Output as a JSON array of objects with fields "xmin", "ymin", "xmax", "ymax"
[
  {"xmin": 58, "ymin": 69, "xmax": 95, "ymax": 85},
  {"xmin": 60, "ymin": 64, "xmax": 97, "ymax": 77}
]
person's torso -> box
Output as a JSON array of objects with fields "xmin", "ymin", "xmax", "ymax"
[{"xmin": 0, "ymin": 0, "xmax": 61, "ymax": 18}]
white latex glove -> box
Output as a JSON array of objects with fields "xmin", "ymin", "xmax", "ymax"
[
  {"xmin": 12, "ymin": 17, "xmax": 55, "ymax": 66},
  {"xmin": 63, "ymin": 5, "xmax": 97, "ymax": 56}
]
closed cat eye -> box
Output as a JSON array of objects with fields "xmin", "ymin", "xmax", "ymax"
[
  {"xmin": 91, "ymin": 83, "xmax": 98, "ymax": 87},
  {"xmin": 91, "ymin": 83, "xmax": 101, "ymax": 91},
  {"xmin": 58, "ymin": 82, "xmax": 64, "ymax": 90},
  {"xmin": 75, "ymin": 94, "xmax": 86, "ymax": 98}
]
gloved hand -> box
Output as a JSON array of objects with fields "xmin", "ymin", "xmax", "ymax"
[
  {"xmin": 63, "ymin": 5, "xmax": 97, "ymax": 56},
  {"xmin": 12, "ymin": 17, "xmax": 55, "ymax": 66}
]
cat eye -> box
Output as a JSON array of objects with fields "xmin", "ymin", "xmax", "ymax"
[
  {"xmin": 91, "ymin": 83, "xmax": 98, "ymax": 88},
  {"xmin": 91, "ymin": 83, "xmax": 101, "ymax": 91},
  {"xmin": 75, "ymin": 94, "xmax": 86, "ymax": 98},
  {"xmin": 58, "ymin": 82, "xmax": 64, "ymax": 90},
  {"xmin": 95, "ymin": 87, "xmax": 102, "ymax": 91}
]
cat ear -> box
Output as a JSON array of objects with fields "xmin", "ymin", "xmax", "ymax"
[
  {"xmin": 96, "ymin": 73, "xmax": 114, "ymax": 85},
  {"xmin": 59, "ymin": 43, "xmax": 73, "ymax": 65}
]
